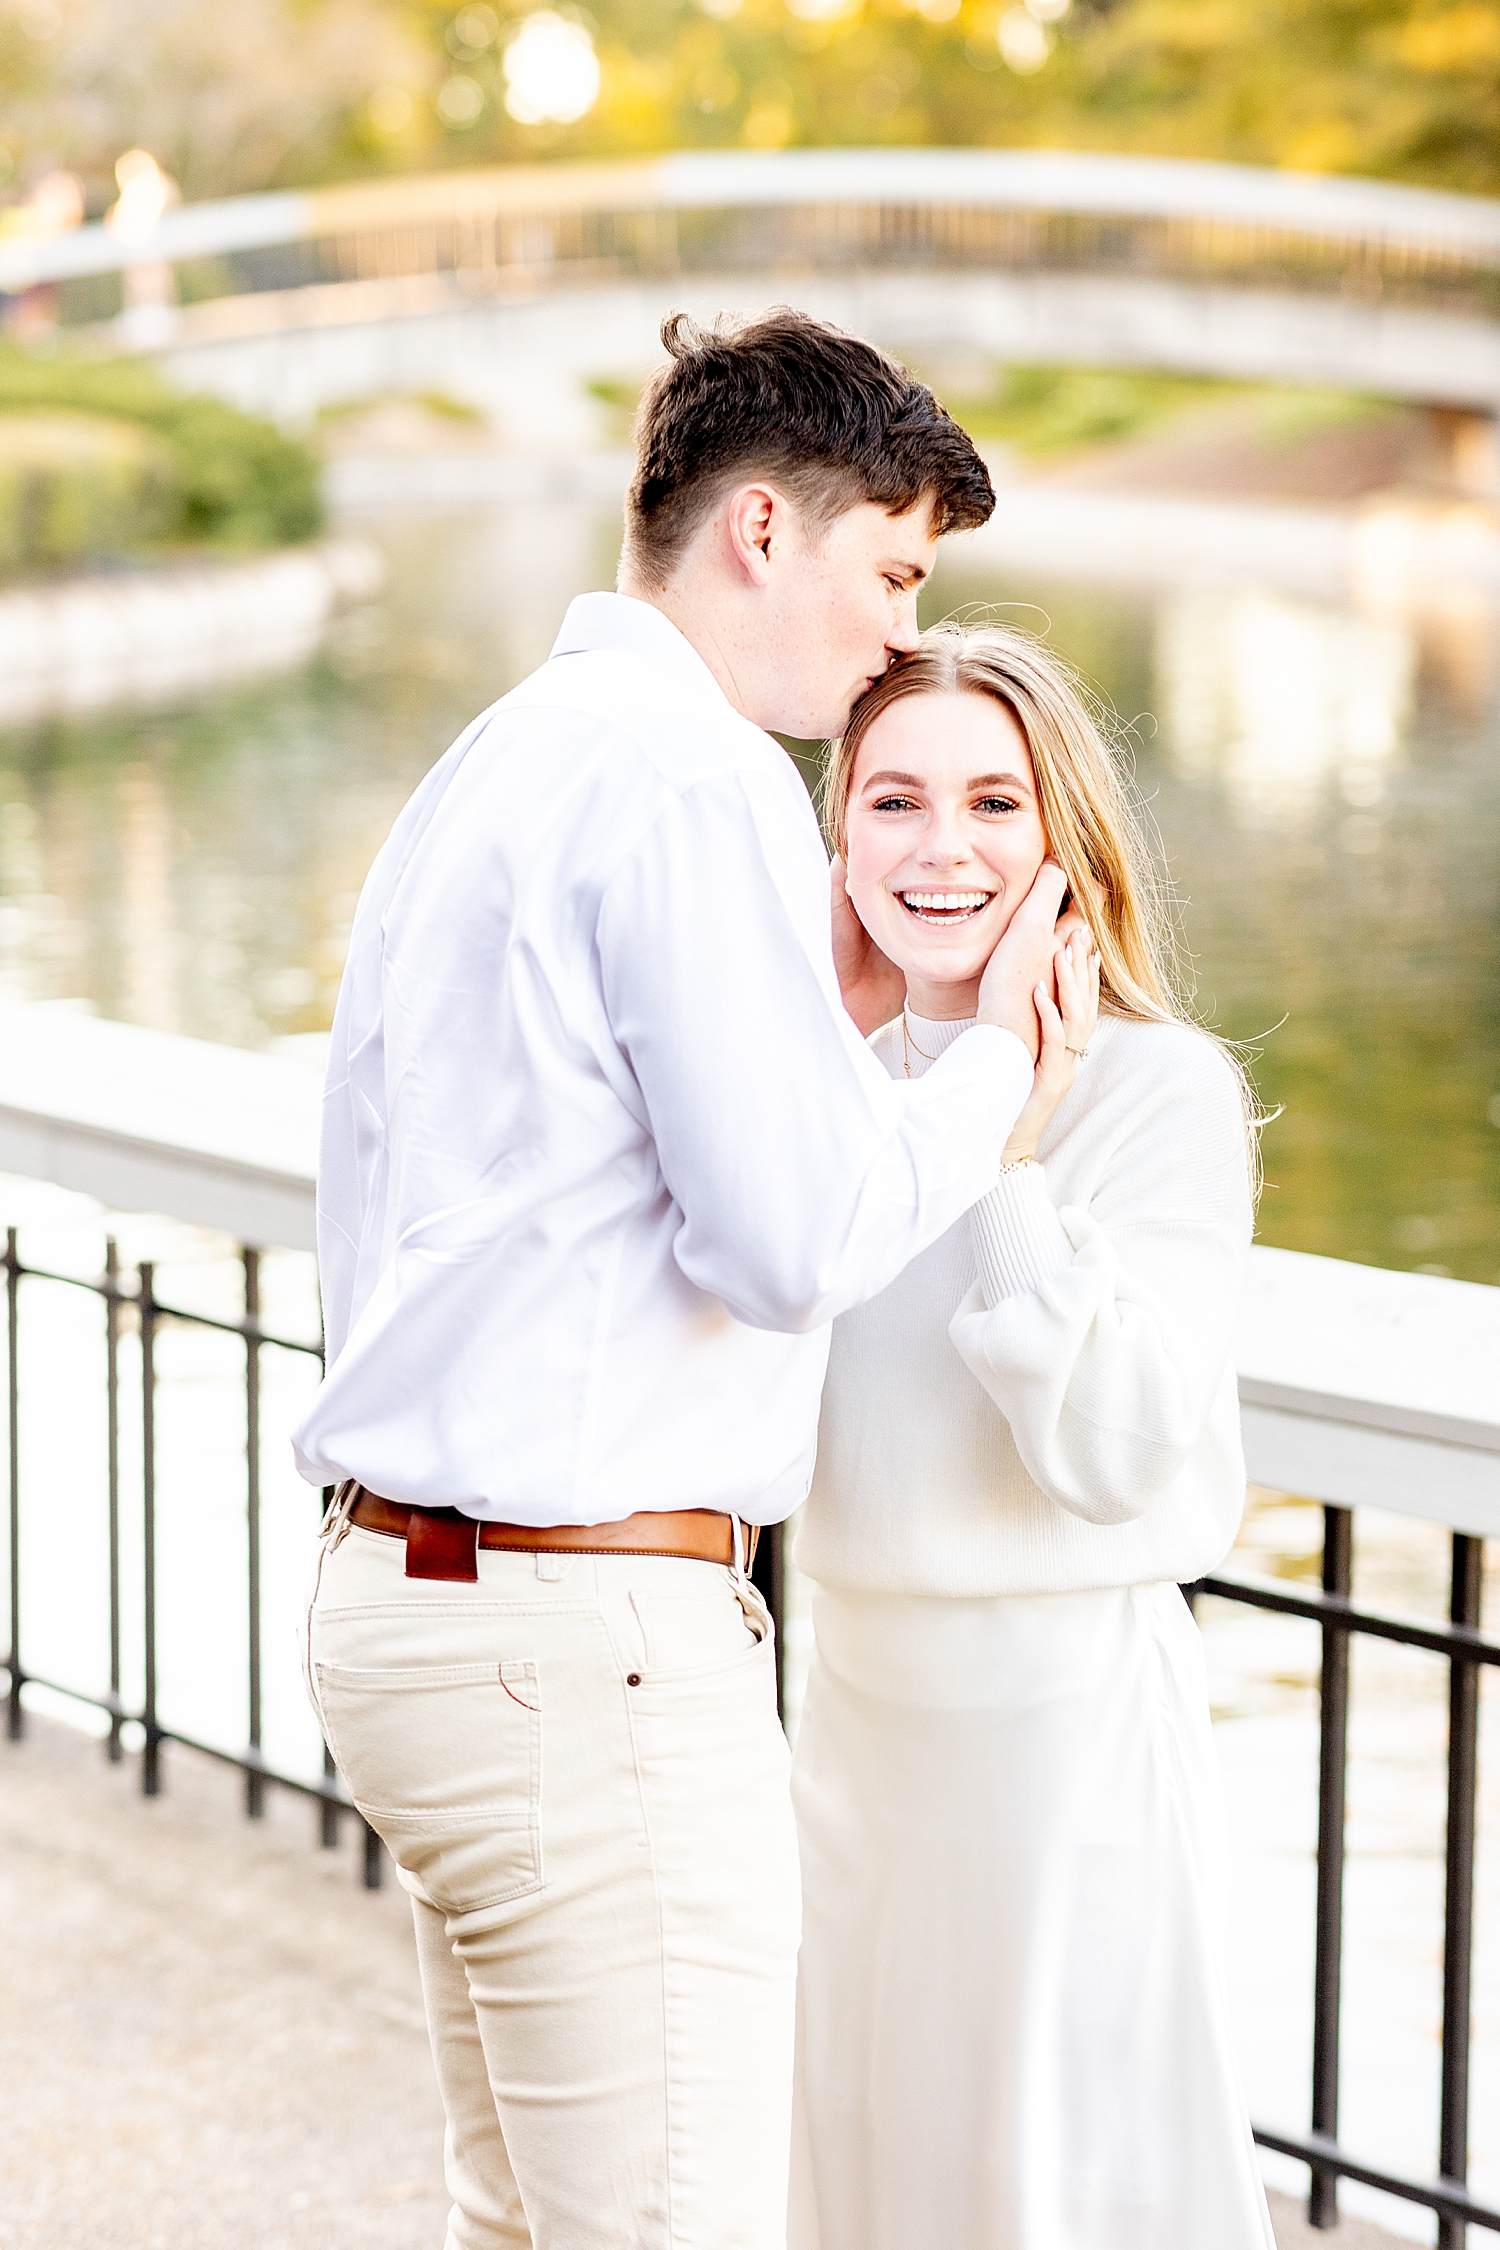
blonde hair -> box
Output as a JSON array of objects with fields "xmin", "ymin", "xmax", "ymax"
[{"xmin": 824, "ymin": 620, "xmax": 1262, "ymax": 1174}]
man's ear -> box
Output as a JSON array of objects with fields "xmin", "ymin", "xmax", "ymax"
[{"xmin": 723, "ymin": 483, "xmax": 786, "ymax": 586}]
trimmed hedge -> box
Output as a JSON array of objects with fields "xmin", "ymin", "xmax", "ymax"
[
  {"xmin": 0, "ymin": 345, "xmax": 321, "ymax": 573},
  {"xmin": 0, "ymin": 410, "xmax": 181, "ymax": 576}
]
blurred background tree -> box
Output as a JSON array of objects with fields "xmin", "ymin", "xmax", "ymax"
[
  {"xmin": 0, "ymin": 0, "xmax": 431, "ymax": 203},
  {"xmin": 0, "ymin": 0, "xmax": 1496, "ymax": 209}
]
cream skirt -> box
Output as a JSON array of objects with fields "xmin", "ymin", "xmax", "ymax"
[{"xmin": 789, "ymin": 1579, "xmax": 1276, "ymax": 2250}]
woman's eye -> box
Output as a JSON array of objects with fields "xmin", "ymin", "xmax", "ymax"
[
  {"xmin": 870, "ymin": 794, "xmax": 917, "ymax": 814},
  {"xmin": 976, "ymin": 795, "xmax": 1020, "ymax": 815}
]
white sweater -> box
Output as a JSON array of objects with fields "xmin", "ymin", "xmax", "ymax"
[{"xmin": 795, "ymin": 1008, "xmax": 1254, "ymax": 1598}]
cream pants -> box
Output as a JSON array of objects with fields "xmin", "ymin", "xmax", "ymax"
[{"xmin": 305, "ymin": 1523, "xmax": 800, "ymax": 2250}]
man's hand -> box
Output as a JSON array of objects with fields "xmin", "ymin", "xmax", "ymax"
[
  {"xmin": 976, "ymin": 861, "xmax": 1070, "ymax": 1060},
  {"xmin": 830, "ymin": 856, "xmax": 905, "ymax": 1038}
]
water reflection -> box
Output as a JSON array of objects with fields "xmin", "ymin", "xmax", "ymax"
[
  {"xmin": 0, "ymin": 500, "xmax": 1496, "ymax": 1284},
  {"xmin": 1154, "ymin": 589, "xmax": 1415, "ymax": 818},
  {"xmin": 932, "ymin": 547, "xmax": 1500, "ymax": 1287}
]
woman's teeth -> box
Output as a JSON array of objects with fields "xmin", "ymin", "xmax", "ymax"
[{"xmin": 899, "ymin": 890, "xmax": 993, "ymax": 921}]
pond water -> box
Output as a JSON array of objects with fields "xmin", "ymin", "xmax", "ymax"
[{"xmin": 1, "ymin": 495, "xmax": 1496, "ymax": 1284}]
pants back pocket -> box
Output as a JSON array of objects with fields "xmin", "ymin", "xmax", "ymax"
[{"xmin": 314, "ymin": 1657, "xmax": 542, "ymax": 1915}]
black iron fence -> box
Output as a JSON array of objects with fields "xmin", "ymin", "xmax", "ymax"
[
  {"xmin": 2, "ymin": 1225, "xmax": 383, "ymax": 1888},
  {"xmin": 1189, "ymin": 1514, "xmax": 1498, "ymax": 2241},
  {"xmin": 5, "ymin": 1217, "xmax": 1497, "ymax": 2237}
]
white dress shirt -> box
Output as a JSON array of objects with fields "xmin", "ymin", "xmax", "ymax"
[{"xmin": 292, "ymin": 593, "xmax": 1033, "ymax": 1524}]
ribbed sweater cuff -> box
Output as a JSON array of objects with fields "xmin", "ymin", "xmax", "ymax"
[{"xmin": 970, "ymin": 1162, "xmax": 1074, "ymax": 1304}]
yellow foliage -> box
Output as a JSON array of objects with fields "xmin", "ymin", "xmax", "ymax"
[
  {"xmin": 742, "ymin": 107, "xmax": 795, "ymax": 147},
  {"xmin": 1278, "ymin": 120, "xmax": 1364, "ymax": 173},
  {"xmin": 1389, "ymin": 6, "xmax": 1500, "ymax": 72}
]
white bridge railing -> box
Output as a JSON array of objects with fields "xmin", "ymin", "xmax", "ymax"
[
  {"xmin": 7, "ymin": 149, "xmax": 1500, "ymax": 300},
  {"xmin": 5, "ymin": 149, "xmax": 1500, "ymax": 416}
]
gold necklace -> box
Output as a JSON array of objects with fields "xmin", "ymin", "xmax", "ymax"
[{"xmin": 901, "ymin": 1009, "xmax": 942, "ymax": 1078}]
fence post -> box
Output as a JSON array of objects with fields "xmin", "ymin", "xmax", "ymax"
[
  {"xmin": 5, "ymin": 1226, "xmax": 20, "ymax": 1743},
  {"xmin": 244, "ymin": 1247, "xmax": 264, "ymax": 1818},
  {"xmin": 105, "ymin": 1238, "xmax": 122, "ymax": 1763},
  {"xmin": 1438, "ymin": 1532, "xmax": 1484, "ymax": 2250},
  {"xmin": 750, "ymin": 1520, "xmax": 785, "ymax": 1722},
  {"xmin": 317, "ymin": 1482, "xmax": 342, "ymax": 1852},
  {"xmin": 1310, "ymin": 1502, "xmax": 1353, "ymax": 2228},
  {"xmin": 140, "ymin": 1261, "xmax": 161, "ymax": 1797}
]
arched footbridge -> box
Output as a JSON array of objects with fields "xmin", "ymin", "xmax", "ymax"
[{"xmin": 4, "ymin": 148, "xmax": 1499, "ymax": 441}]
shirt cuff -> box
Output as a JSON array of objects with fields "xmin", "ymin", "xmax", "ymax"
[{"xmin": 970, "ymin": 1161, "xmax": 1074, "ymax": 1304}]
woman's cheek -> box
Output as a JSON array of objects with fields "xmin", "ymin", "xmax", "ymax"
[
  {"xmin": 847, "ymin": 870, "xmax": 885, "ymax": 940},
  {"xmin": 844, "ymin": 844, "xmax": 888, "ymax": 936}
]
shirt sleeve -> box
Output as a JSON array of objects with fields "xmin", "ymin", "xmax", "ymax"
[
  {"xmin": 948, "ymin": 1034, "xmax": 1253, "ymax": 1525},
  {"xmin": 596, "ymin": 762, "xmax": 1035, "ymax": 1334}
]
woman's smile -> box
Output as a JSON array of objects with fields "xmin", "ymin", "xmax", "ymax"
[{"xmin": 896, "ymin": 887, "xmax": 997, "ymax": 924}]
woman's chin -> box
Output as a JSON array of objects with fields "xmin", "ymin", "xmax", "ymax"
[
  {"xmin": 905, "ymin": 948, "xmax": 988, "ymax": 989},
  {"xmin": 904, "ymin": 965, "xmax": 986, "ymax": 1017}
]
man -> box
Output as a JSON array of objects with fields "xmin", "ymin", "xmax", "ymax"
[{"xmin": 295, "ymin": 308, "xmax": 1066, "ymax": 2250}]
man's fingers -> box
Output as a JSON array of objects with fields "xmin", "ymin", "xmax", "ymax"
[
  {"xmin": 1054, "ymin": 902, "xmax": 1089, "ymax": 952},
  {"xmin": 1012, "ymin": 859, "xmax": 1069, "ymax": 932},
  {"xmin": 995, "ymin": 860, "xmax": 1068, "ymax": 952}
]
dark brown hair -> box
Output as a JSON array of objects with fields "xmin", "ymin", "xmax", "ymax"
[{"xmin": 622, "ymin": 308, "xmax": 995, "ymax": 590}]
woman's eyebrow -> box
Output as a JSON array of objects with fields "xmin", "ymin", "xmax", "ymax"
[
  {"xmin": 970, "ymin": 771, "xmax": 1031, "ymax": 791},
  {"xmin": 861, "ymin": 769, "xmax": 926, "ymax": 789}
]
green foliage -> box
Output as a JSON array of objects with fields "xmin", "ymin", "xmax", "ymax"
[
  {"xmin": 316, "ymin": 388, "xmax": 487, "ymax": 424},
  {"xmin": 359, "ymin": 0, "xmax": 1500, "ymax": 198},
  {"xmin": 0, "ymin": 410, "xmax": 180, "ymax": 577},
  {"xmin": 941, "ymin": 366, "xmax": 1234, "ymax": 456},
  {"xmin": 6, "ymin": 0, "xmax": 1498, "ymax": 205},
  {"xmin": 585, "ymin": 375, "xmax": 643, "ymax": 443},
  {"xmin": 0, "ymin": 347, "xmax": 322, "ymax": 553},
  {"xmin": 935, "ymin": 366, "xmax": 1394, "ymax": 459}
]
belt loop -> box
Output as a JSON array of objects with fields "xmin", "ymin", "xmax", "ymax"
[
  {"xmin": 728, "ymin": 1512, "xmax": 751, "ymax": 1595},
  {"xmin": 321, "ymin": 1479, "xmax": 360, "ymax": 1551}
]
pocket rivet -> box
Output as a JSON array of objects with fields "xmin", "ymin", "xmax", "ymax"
[{"xmin": 626, "ymin": 1672, "xmax": 642, "ymax": 1687}]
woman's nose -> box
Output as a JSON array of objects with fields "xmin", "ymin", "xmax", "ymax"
[{"xmin": 919, "ymin": 817, "xmax": 969, "ymax": 867}]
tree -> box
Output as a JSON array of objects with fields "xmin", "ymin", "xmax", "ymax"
[
  {"xmin": 2, "ymin": 0, "xmax": 1497, "ymax": 204},
  {"xmin": 389, "ymin": 0, "xmax": 1500, "ymax": 193},
  {"xmin": 0, "ymin": 0, "xmax": 431, "ymax": 202}
]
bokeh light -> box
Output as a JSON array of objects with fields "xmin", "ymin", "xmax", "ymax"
[
  {"xmin": 451, "ymin": 5, "xmax": 499, "ymax": 51},
  {"xmin": 502, "ymin": 13, "xmax": 602, "ymax": 126},
  {"xmin": 997, "ymin": 7, "xmax": 1051, "ymax": 72},
  {"xmin": 437, "ymin": 74, "xmax": 486, "ymax": 126}
]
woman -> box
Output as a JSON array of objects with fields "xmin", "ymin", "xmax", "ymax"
[{"xmin": 790, "ymin": 623, "xmax": 1274, "ymax": 2250}]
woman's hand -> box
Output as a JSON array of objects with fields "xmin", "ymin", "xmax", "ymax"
[
  {"xmin": 830, "ymin": 855, "xmax": 906, "ymax": 1037},
  {"xmin": 1000, "ymin": 930, "xmax": 1101, "ymax": 1166}
]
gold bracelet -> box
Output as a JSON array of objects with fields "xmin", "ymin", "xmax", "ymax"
[{"xmin": 998, "ymin": 1153, "xmax": 1039, "ymax": 1178}]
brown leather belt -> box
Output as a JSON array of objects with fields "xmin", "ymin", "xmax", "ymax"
[{"xmin": 346, "ymin": 1485, "xmax": 755, "ymax": 1584}]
